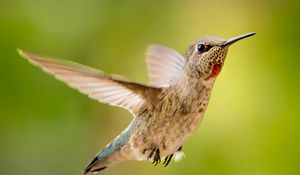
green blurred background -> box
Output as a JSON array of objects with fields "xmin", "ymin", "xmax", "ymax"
[{"xmin": 1, "ymin": 0, "xmax": 299, "ymax": 175}]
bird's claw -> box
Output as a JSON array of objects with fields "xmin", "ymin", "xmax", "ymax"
[
  {"xmin": 148, "ymin": 148, "xmax": 161, "ymax": 166},
  {"xmin": 162, "ymin": 154, "xmax": 173, "ymax": 167}
]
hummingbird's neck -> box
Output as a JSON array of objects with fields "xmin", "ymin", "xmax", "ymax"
[{"xmin": 169, "ymin": 70, "xmax": 214, "ymax": 100}]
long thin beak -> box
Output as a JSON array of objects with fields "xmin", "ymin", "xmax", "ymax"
[{"xmin": 222, "ymin": 32, "xmax": 256, "ymax": 47}]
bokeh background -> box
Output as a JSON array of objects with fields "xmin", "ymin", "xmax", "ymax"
[{"xmin": 1, "ymin": 0, "xmax": 299, "ymax": 175}]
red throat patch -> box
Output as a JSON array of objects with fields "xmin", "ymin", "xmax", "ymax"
[{"xmin": 210, "ymin": 64, "xmax": 222, "ymax": 78}]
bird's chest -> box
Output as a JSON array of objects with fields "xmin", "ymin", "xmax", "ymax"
[
  {"xmin": 156, "ymin": 93, "xmax": 207, "ymax": 146},
  {"xmin": 131, "ymin": 88, "xmax": 210, "ymax": 157}
]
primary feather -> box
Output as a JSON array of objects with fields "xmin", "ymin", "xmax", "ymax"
[{"xmin": 18, "ymin": 49, "xmax": 160, "ymax": 116}]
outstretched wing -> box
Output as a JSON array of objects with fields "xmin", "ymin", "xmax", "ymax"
[
  {"xmin": 19, "ymin": 49, "xmax": 160, "ymax": 116},
  {"xmin": 146, "ymin": 45, "xmax": 186, "ymax": 87}
]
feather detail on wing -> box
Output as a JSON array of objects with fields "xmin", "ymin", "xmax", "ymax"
[
  {"xmin": 146, "ymin": 45, "xmax": 186, "ymax": 87},
  {"xmin": 18, "ymin": 49, "xmax": 160, "ymax": 116}
]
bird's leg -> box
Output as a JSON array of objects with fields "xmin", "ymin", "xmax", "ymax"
[
  {"xmin": 152, "ymin": 149, "xmax": 161, "ymax": 166},
  {"xmin": 147, "ymin": 147, "xmax": 161, "ymax": 166},
  {"xmin": 178, "ymin": 146, "xmax": 182, "ymax": 151},
  {"xmin": 163, "ymin": 146, "xmax": 182, "ymax": 167},
  {"xmin": 163, "ymin": 154, "xmax": 173, "ymax": 167},
  {"xmin": 148, "ymin": 149, "xmax": 155, "ymax": 160}
]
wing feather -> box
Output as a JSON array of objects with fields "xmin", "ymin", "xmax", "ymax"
[
  {"xmin": 19, "ymin": 49, "xmax": 160, "ymax": 115},
  {"xmin": 146, "ymin": 45, "xmax": 186, "ymax": 87}
]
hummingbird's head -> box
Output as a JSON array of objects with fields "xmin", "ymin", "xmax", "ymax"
[{"xmin": 185, "ymin": 32, "xmax": 256, "ymax": 81}]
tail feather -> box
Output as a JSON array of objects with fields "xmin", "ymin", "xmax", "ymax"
[
  {"xmin": 83, "ymin": 150, "xmax": 127, "ymax": 175},
  {"xmin": 83, "ymin": 156, "xmax": 107, "ymax": 174},
  {"xmin": 83, "ymin": 120, "xmax": 135, "ymax": 174}
]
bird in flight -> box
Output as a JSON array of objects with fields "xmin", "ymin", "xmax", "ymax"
[{"xmin": 19, "ymin": 32, "xmax": 255, "ymax": 174}]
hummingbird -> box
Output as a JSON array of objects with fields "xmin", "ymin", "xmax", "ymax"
[{"xmin": 18, "ymin": 32, "xmax": 255, "ymax": 174}]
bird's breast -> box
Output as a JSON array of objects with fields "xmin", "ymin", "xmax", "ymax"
[{"xmin": 129, "ymin": 86, "xmax": 211, "ymax": 159}]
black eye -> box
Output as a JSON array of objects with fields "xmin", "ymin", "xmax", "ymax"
[
  {"xmin": 197, "ymin": 44, "xmax": 212, "ymax": 53},
  {"xmin": 197, "ymin": 44, "xmax": 205, "ymax": 52}
]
